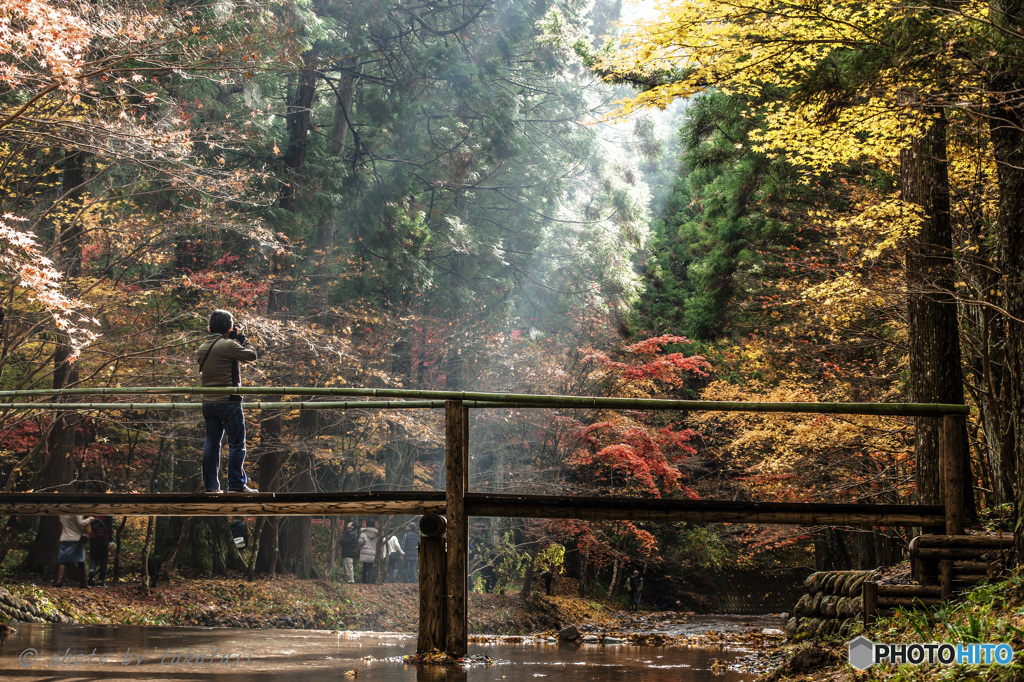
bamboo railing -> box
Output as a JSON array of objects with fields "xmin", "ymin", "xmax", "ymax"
[{"xmin": 0, "ymin": 385, "xmax": 971, "ymax": 416}]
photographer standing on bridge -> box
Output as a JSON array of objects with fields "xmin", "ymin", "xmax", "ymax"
[{"xmin": 197, "ymin": 309, "xmax": 258, "ymax": 493}]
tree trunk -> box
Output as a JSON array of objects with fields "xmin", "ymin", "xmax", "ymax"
[
  {"xmin": 900, "ymin": 110, "xmax": 972, "ymax": 517},
  {"xmin": 282, "ymin": 451, "xmax": 316, "ymax": 578},
  {"xmin": 312, "ymin": 59, "xmax": 361, "ymax": 317},
  {"xmin": 112, "ymin": 516, "xmax": 128, "ymax": 583},
  {"xmin": 254, "ymin": 438, "xmax": 282, "ymax": 575},
  {"xmin": 385, "ymin": 336, "xmax": 418, "ymax": 490},
  {"xmin": 608, "ymin": 558, "xmax": 620, "ymax": 598},
  {"xmin": 164, "ymin": 516, "xmax": 194, "ymax": 579},
  {"xmin": 255, "ymin": 53, "xmax": 320, "ymax": 576},
  {"xmin": 22, "ymin": 150, "xmax": 85, "ymax": 576},
  {"xmin": 325, "ymin": 516, "xmax": 342, "ymax": 580},
  {"xmin": 814, "ymin": 528, "xmax": 851, "ymax": 570},
  {"xmin": 140, "ymin": 515, "xmax": 156, "ymax": 591},
  {"xmin": 521, "ymin": 553, "xmax": 535, "ymax": 598},
  {"xmin": 988, "ymin": 0, "xmax": 1024, "ymax": 559},
  {"xmin": 279, "ymin": 53, "xmax": 318, "ymax": 213}
]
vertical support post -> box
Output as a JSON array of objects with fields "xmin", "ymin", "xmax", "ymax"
[
  {"xmin": 445, "ymin": 400, "xmax": 469, "ymax": 657},
  {"xmin": 862, "ymin": 580, "xmax": 878, "ymax": 628},
  {"xmin": 939, "ymin": 559, "xmax": 953, "ymax": 600},
  {"xmin": 417, "ymin": 513, "xmax": 446, "ymax": 653},
  {"xmin": 942, "ymin": 414, "xmax": 965, "ymax": 536}
]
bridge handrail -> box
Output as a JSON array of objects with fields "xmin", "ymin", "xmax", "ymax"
[{"xmin": 0, "ymin": 386, "xmax": 969, "ymax": 416}]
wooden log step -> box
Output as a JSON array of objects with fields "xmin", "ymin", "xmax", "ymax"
[
  {"xmin": 954, "ymin": 574, "xmax": 988, "ymax": 585},
  {"xmin": 909, "ymin": 546, "xmax": 1007, "ymax": 561},
  {"xmin": 913, "ymin": 534, "xmax": 1013, "ymax": 549},
  {"xmin": 876, "ymin": 584, "xmax": 938, "ymax": 596},
  {"xmin": 877, "ymin": 596, "xmax": 943, "ymax": 607}
]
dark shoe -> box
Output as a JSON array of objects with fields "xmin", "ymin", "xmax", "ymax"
[
  {"xmin": 204, "ymin": 488, "xmax": 223, "ymax": 494},
  {"xmin": 228, "ymin": 484, "xmax": 258, "ymax": 493}
]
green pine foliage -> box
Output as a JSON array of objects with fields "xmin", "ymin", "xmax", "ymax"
[{"xmin": 635, "ymin": 89, "xmax": 819, "ymax": 341}]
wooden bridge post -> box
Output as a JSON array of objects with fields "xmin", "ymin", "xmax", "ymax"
[
  {"xmin": 417, "ymin": 513, "xmax": 447, "ymax": 653},
  {"xmin": 444, "ymin": 400, "xmax": 469, "ymax": 657},
  {"xmin": 941, "ymin": 414, "xmax": 965, "ymax": 535}
]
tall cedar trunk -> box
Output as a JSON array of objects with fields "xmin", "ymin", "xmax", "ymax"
[
  {"xmin": 962, "ymin": 166, "xmax": 1011, "ymax": 504},
  {"xmin": 312, "ymin": 59, "xmax": 360, "ymax": 316},
  {"xmin": 257, "ymin": 52, "xmax": 319, "ymax": 576},
  {"xmin": 254, "ymin": 444, "xmax": 282, "ymax": 574},
  {"xmin": 22, "ymin": 151, "xmax": 85, "ymax": 575},
  {"xmin": 283, "ymin": 409, "xmax": 318, "ymax": 578},
  {"xmin": 988, "ymin": 0, "xmax": 1024, "ymax": 558},
  {"xmin": 385, "ymin": 336, "xmax": 417, "ymax": 490},
  {"xmin": 278, "ymin": 55, "xmax": 318, "ymax": 213},
  {"xmin": 900, "ymin": 110, "xmax": 972, "ymax": 516},
  {"xmin": 814, "ymin": 528, "xmax": 851, "ymax": 571},
  {"xmin": 255, "ymin": 263, "xmax": 285, "ymax": 575},
  {"xmin": 969, "ymin": 300, "xmax": 1011, "ymax": 503}
]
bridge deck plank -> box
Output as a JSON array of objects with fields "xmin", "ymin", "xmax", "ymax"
[{"xmin": 0, "ymin": 492, "xmax": 944, "ymax": 526}]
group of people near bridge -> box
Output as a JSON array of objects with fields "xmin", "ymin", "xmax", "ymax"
[
  {"xmin": 55, "ymin": 514, "xmax": 114, "ymax": 588},
  {"xmin": 339, "ymin": 519, "xmax": 421, "ymax": 584}
]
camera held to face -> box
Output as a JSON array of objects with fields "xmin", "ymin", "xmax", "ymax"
[{"xmin": 228, "ymin": 327, "xmax": 244, "ymax": 342}]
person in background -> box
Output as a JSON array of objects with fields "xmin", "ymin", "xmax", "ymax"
[
  {"xmin": 628, "ymin": 569, "xmax": 644, "ymax": 611},
  {"xmin": 383, "ymin": 531, "xmax": 405, "ymax": 583},
  {"xmin": 230, "ymin": 519, "xmax": 249, "ymax": 552},
  {"xmin": 56, "ymin": 514, "xmax": 94, "ymax": 588},
  {"xmin": 400, "ymin": 522, "xmax": 420, "ymax": 583},
  {"xmin": 540, "ymin": 565, "xmax": 554, "ymax": 596},
  {"xmin": 340, "ymin": 521, "xmax": 359, "ymax": 583},
  {"xmin": 87, "ymin": 515, "xmax": 114, "ymax": 587},
  {"xmin": 197, "ymin": 308, "xmax": 258, "ymax": 493},
  {"xmin": 480, "ymin": 553, "xmax": 498, "ymax": 593},
  {"xmin": 357, "ymin": 519, "xmax": 379, "ymax": 584}
]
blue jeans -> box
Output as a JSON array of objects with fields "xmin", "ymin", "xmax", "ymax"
[{"xmin": 202, "ymin": 401, "xmax": 248, "ymax": 491}]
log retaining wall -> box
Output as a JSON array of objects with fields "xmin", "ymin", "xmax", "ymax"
[
  {"xmin": 0, "ymin": 586, "xmax": 70, "ymax": 624},
  {"xmin": 786, "ymin": 570, "xmax": 875, "ymax": 640}
]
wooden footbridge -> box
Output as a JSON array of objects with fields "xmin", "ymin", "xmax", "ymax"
[{"xmin": 0, "ymin": 387, "xmax": 970, "ymax": 655}]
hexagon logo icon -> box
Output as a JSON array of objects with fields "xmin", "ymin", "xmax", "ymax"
[{"xmin": 848, "ymin": 636, "xmax": 875, "ymax": 670}]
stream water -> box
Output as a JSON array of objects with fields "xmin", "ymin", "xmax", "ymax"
[{"xmin": 0, "ymin": 615, "xmax": 784, "ymax": 681}]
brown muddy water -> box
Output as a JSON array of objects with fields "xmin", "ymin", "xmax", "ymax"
[{"xmin": 0, "ymin": 615, "xmax": 784, "ymax": 681}]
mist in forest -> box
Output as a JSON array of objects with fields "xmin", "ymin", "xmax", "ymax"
[{"xmin": 0, "ymin": 2, "xmax": 701, "ymax": 606}]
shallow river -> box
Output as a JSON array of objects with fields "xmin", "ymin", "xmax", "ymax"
[{"xmin": 0, "ymin": 615, "xmax": 783, "ymax": 681}]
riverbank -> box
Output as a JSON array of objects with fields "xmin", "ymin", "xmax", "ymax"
[{"xmin": 0, "ymin": 573, "xmax": 645, "ymax": 634}]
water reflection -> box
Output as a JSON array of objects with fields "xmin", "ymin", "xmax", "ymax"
[{"xmin": 0, "ymin": 617, "xmax": 779, "ymax": 681}]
